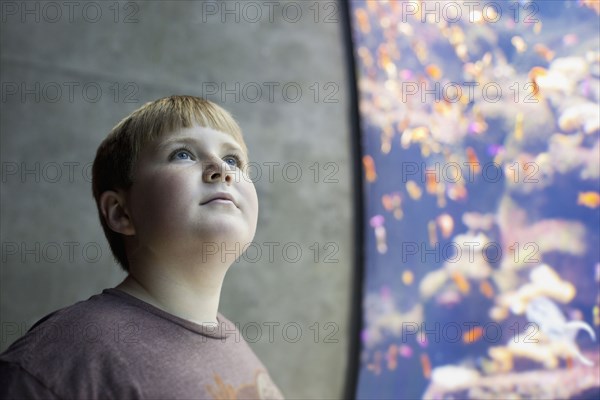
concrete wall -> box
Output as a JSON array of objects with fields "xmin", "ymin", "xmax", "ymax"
[{"xmin": 0, "ymin": 1, "xmax": 353, "ymax": 398}]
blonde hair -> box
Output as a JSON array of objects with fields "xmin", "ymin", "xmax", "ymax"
[{"xmin": 92, "ymin": 95, "xmax": 247, "ymax": 271}]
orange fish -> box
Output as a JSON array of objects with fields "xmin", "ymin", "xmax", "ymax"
[
  {"xmin": 387, "ymin": 344, "xmax": 398, "ymax": 371},
  {"xmin": 577, "ymin": 191, "xmax": 600, "ymax": 208},
  {"xmin": 382, "ymin": 194, "xmax": 394, "ymax": 211},
  {"xmin": 451, "ymin": 271, "xmax": 470, "ymax": 294},
  {"xmin": 357, "ymin": 46, "xmax": 374, "ymax": 68},
  {"xmin": 463, "ymin": 326, "xmax": 484, "ymax": 344},
  {"xmin": 447, "ymin": 182, "xmax": 468, "ymax": 201},
  {"xmin": 402, "ymin": 270, "xmax": 414, "ymax": 285},
  {"xmin": 425, "ymin": 64, "xmax": 442, "ymax": 80},
  {"xmin": 436, "ymin": 213, "xmax": 454, "ymax": 239},
  {"xmin": 367, "ymin": 350, "xmax": 383, "ymax": 375},
  {"xmin": 355, "ymin": 8, "xmax": 371, "ymax": 34},
  {"xmin": 420, "ymin": 353, "xmax": 432, "ymax": 379},
  {"xmin": 466, "ymin": 147, "xmax": 481, "ymax": 175},
  {"xmin": 528, "ymin": 66, "xmax": 547, "ymax": 101},
  {"xmin": 479, "ymin": 280, "xmax": 495, "ymax": 299},
  {"xmin": 434, "ymin": 101, "xmax": 453, "ymax": 116},
  {"xmin": 397, "ymin": 117, "xmax": 410, "ymax": 132},
  {"xmin": 426, "ymin": 172, "xmax": 438, "ymax": 195},
  {"xmin": 533, "ymin": 43, "xmax": 555, "ymax": 62},
  {"xmin": 378, "ymin": 45, "xmax": 397, "ymax": 78},
  {"xmin": 412, "ymin": 40, "xmax": 428, "ymax": 63},
  {"xmin": 382, "ymin": 193, "xmax": 403, "ymax": 219},
  {"xmin": 428, "ymin": 220, "xmax": 438, "ymax": 246},
  {"xmin": 406, "ymin": 180, "xmax": 422, "ymax": 200},
  {"xmin": 363, "ymin": 155, "xmax": 376, "ymax": 183},
  {"xmin": 437, "ymin": 182, "xmax": 447, "ymax": 208},
  {"xmin": 511, "ymin": 36, "xmax": 527, "ymax": 53},
  {"xmin": 514, "ymin": 112, "xmax": 524, "ymax": 141}
]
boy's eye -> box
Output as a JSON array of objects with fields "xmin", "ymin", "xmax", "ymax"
[
  {"xmin": 224, "ymin": 154, "xmax": 242, "ymax": 168},
  {"xmin": 169, "ymin": 147, "xmax": 194, "ymax": 161}
]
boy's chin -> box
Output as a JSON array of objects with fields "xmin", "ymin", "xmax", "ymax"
[{"xmin": 196, "ymin": 228, "xmax": 255, "ymax": 247}]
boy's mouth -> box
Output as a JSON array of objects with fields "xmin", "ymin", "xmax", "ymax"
[{"xmin": 201, "ymin": 192, "xmax": 236, "ymax": 207}]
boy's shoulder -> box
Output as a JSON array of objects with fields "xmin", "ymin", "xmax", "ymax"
[
  {"xmin": 1, "ymin": 288, "xmax": 239, "ymax": 364},
  {"xmin": 0, "ymin": 288, "xmax": 250, "ymax": 399},
  {"xmin": 0, "ymin": 289, "xmax": 146, "ymax": 398},
  {"xmin": 1, "ymin": 289, "xmax": 154, "ymax": 368}
]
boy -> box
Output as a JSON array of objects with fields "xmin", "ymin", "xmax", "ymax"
[{"xmin": 0, "ymin": 95, "xmax": 285, "ymax": 399}]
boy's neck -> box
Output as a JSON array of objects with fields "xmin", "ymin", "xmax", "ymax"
[{"xmin": 114, "ymin": 271, "xmax": 223, "ymax": 326}]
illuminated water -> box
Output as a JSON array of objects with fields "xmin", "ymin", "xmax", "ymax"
[{"xmin": 349, "ymin": 1, "xmax": 600, "ymax": 398}]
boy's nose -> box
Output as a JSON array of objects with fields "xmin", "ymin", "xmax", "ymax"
[{"xmin": 202, "ymin": 159, "xmax": 233, "ymax": 184}]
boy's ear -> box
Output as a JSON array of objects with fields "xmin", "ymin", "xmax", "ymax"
[{"xmin": 99, "ymin": 190, "xmax": 136, "ymax": 236}]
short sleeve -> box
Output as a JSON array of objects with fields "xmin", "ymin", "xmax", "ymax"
[{"xmin": 0, "ymin": 361, "xmax": 60, "ymax": 400}]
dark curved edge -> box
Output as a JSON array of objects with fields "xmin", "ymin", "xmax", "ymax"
[{"xmin": 339, "ymin": 1, "xmax": 365, "ymax": 399}]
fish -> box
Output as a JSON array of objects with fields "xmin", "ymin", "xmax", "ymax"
[
  {"xmin": 378, "ymin": 45, "xmax": 397, "ymax": 78},
  {"xmin": 447, "ymin": 182, "xmax": 468, "ymax": 201},
  {"xmin": 363, "ymin": 155, "xmax": 377, "ymax": 182},
  {"xmin": 411, "ymin": 39, "xmax": 428, "ymax": 63},
  {"xmin": 436, "ymin": 182, "xmax": 447, "ymax": 208},
  {"xmin": 386, "ymin": 344, "xmax": 398, "ymax": 370},
  {"xmin": 463, "ymin": 326, "xmax": 484, "ymax": 344},
  {"xmin": 382, "ymin": 194, "xmax": 394, "ymax": 211},
  {"xmin": 534, "ymin": 43, "xmax": 555, "ymax": 62},
  {"xmin": 526, "ymin": 296, "xmax": 596, "ymax": 366},
  {"xmin": 514, "ymin": 112, "xmax": 524, "ymax": 141},
  {"xmin": 466, "ymin": 147, "xmax": 481, "ymax": 174},
  {"xmin": 382, "ymin": 193, "xmax": 403, "ymax": 219},
  {"xmin": 357, "ymin": 46, "xmax": 374, "ymax": 68},
  {"xmin": 577, "ymin": 191, "xmax": 600, "ymax": 208},
  {"xmin": 402, "ymin": 270, "xmax": 414, "ymax": 285},
  {"xmin": 428, "ymin": 220, "xmax": 438, "ymax": 246},
  {"xmin": 511, "ymin": 36, "xmax": 527, "ymax": 53},
  {"xmin": 406, "ymin": 180, "xmax": 423, "ymax": 200},
  {"xmin": 450, "ymin": 271, "xmax": 470, "ymax": 295},
  {"xmin": 420, "ymin": 353, "xmax": 432, "ymax": 379},
  {"xmin": 370, "ymin": 215, "xmax": 387, "ymax": 254},
  {"xmin": 479, "ymin": 280, "xmax": 495, "ymax": 299},
  {"xmin": 367, "ymin": 350, "xmax": 383, "ymax": 375},
  {"xmin": 401, "ymin": 127, "xmax": 428, "ymax": 149},
  {"xmin": 426, "ymin": 172, "xmax": 438, "ymax": 195},
  {"xmin": 355, "ymin": 8, "xmax": 371, "ymax": 34},
  {"xmin": 455, "ymin": 44, "xmax": 468, "ymax": 62},
  {"xmin": 425, "ymin": 64, "xmax": 443, "ymax": 80},
  {"xmin": 436, "ymin": 214, "xmax": 454, "ymax": 239},
  {"xmin": 528, "ymin": 66, "xmax": 547, "ymax": 100}
]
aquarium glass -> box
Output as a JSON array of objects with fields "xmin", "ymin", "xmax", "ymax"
[{"xmin": 349, "ymin": 1, "xmax": 600, "ymax": 398}]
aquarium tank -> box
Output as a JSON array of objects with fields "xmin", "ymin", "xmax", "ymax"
[{"xmin": 348, "ymin": 0, "xmax": 600, "ymax": 398}]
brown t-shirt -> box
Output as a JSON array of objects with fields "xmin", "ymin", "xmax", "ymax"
[{"xmin": 0, "ymin": 288, "xmax": 285, "ymax": 400}]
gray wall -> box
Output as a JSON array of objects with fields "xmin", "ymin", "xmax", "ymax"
[{"xmin": 0, "ymin": 1, "xmax": 353, "ymax": 399}]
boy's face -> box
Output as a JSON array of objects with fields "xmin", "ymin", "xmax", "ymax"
[{"xmin": 123, "ymin": 125, "xmax": 258, "ymax": 260}]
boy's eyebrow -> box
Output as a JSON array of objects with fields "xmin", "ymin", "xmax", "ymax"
[{"xmin": 156, "ymin": 136, "xmax": 243, "ymax": 152}]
